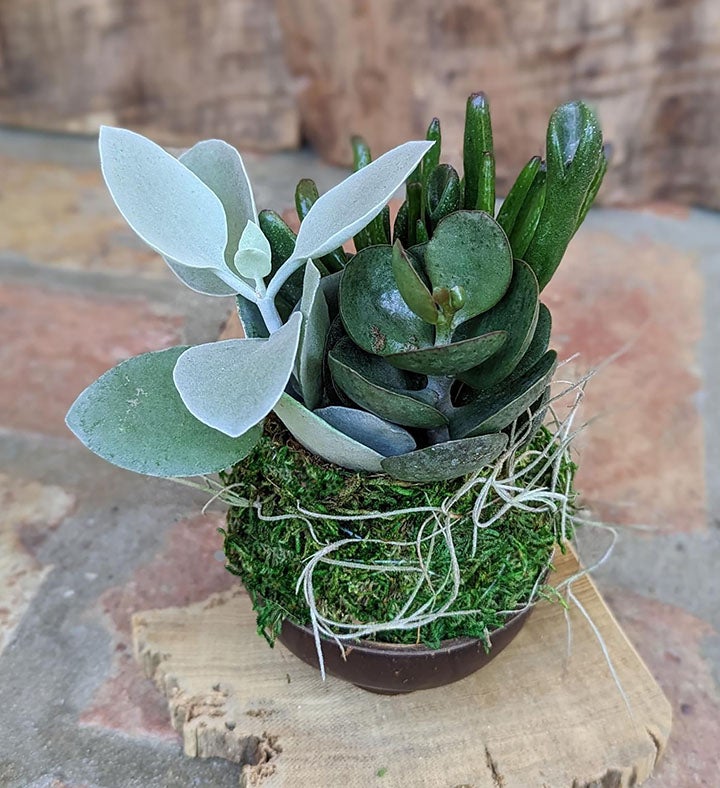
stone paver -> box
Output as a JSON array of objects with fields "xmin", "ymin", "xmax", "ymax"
[{"xmin": 0, "ymin": 130, "xmax": 717, "ymax": 786}]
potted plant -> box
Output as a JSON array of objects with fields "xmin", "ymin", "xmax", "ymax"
[{"xmin": 66, "ymin": 93, "xmax": 606, "ymax": 694}]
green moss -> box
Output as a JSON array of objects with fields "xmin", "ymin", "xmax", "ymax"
[{"xmin": 222, "ymin": 417, "xmax": 575, "ymax": 648}]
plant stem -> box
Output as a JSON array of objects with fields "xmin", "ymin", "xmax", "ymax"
[
  {"xmin": 258, "ymin": 297, "xmax": 283, "ymax": 334},
  {"xmin": 425, "ymin": 374, "xmax": 454, "ymax": 444}
]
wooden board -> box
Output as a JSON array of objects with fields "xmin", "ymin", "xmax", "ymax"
[
  {"xmin": 0, "ymin": 0, "xmax": 299, "ymax": 151},
  {"xmin": 274, "ymin": 0, "xmax": 720, "ymax": 210},
  {"xmin": 132, "ymin": 550, "xmax": 671, "ymax": 787}
]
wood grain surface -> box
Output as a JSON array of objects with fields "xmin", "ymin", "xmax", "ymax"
[{"xmin": 132, "ymin": 549, "xmax": 672, "ymax": 787}]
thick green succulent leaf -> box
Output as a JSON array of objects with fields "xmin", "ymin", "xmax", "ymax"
[
  {"xmin": 340, "ymin": 245, "xmax": 434, "ymax": 356},
  {"xmin": 173, "ymin": 312, "xmax": 302, "ymax": 438},
  {"xmin": 575, "ymin": 149, "xmax": 608, "ymax": 233},
  {"xmin": 381, "ymin": 433, "xmax": 508, "ymax": 482},
  {"xmin": 427, "ymin": 164, "xmax": 461, "ymax": 228},
  {"xmin": 273, "ymin": 394, "xmax": 383, "ymax": 472},
  {"xmin": 424, "ymin": 211, "xmax": 513, "ymax": 326},
  {"xmin": 463, "ymin": 93, "xmax": 494, "ymax": 211},
  {"xmin": 99, "ymin": 127, "xmax": 249, "ymax": 296},
  {"xmin": 524, "ymin": 101, "xmax": 604, "ymax": 290},
  {"xmin": 450, "ymin": 350, "xmax": 557, "ymax": 439},
  {"xmin": 511, "ymin": 386, "xmax": 551, "ymax": 448},
  {"xmin": 329, "ymin": 338, "xmax": 447, "ymax": 428},
  {"xmin": 235, "ymin": 296, "xmax": 269, "ymax": 339},
  {"xmin": 385, "ymin": 331, "xmax": 507, "ymax": 375},
  {"xmin": 315, "ymin": 406, "xmax": 416, "ymax": 457},
  {"xmin": 392, "ymin": 240, "xmax": 438, "ymax": 324},
  {"xmin": 422, "ymin": 118, "xmax": 442, "ymax": 186},
  {"xmin": 507, "ymin": 169, "xmax": 546, "ymax": 259},
  {"xmin": 456, "ymin": 260, "xmax": 540, "ymax": 390},
  {"xmin": 393, "ymin": 201, "xmax": 409, "ymax": 246},
  {"xmin": 496, "ymin": 156, "xmax": 542, "ymax": 236},
  {"xmin": 288, "ymin": 140, "xmax": 434, "ymax": 266},
  {"xmin": 507, "ymin": 303, "xmax": 552, "ymax": 384},
  {"xmin": 259, "ymin": 210, "xmax": 296, "ymax": 274},
  {"xmin": 65, "ymin": 347, "xmax": 262, "ymax": 477},
  {"xmin": 296, "ymin": 260, "xmax": 330, "ymax": 410},
  {"xmin": 180, "ymin": 139, "xmax": 257, "ymax": 267},
  {"xmin": 319, "ymin": 270, "xmax": 342, "ymax": 318}
]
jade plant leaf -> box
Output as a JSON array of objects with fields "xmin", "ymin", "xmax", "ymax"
[
  {"xmin": 339, "ymin": 245, "xmax": 434, "ymax": 356},
  {"xmin": 392, "ymin": 241, "xmax": 438, "ymax": 324},
  {"xmin": 273, "ymin": 394, "xmax": 384, "ymax": 472},
  {"xmin": 506, "ymin": 303, "xmax": 551, "ymax": 384},
  {"xmin": 296, "ymin": 260, "xmax": 330, "ymax": 410},
  {"xmin": 381, "ymin": 433, "xmax": 508, "ymax": 482},
  {"xmin": 385, "ymin": 331, "xmax": 507, "ymax": 376},
  {"xmin": 180, "ymin": 139, "xmax": 257, "ymax": 267},
  {"xmin": 173, "ymin": 312, "xmax": 302, "ymax": 437},
  {"xmin": 456, "ymin": 260, "xmax": 540, "ymax": 391},
  {"xmin": 65, "ymin": 347, "xmax": 263, "ymax": 477},
  {"xmin": 268, "ymin": 140, "xmax": 434, "ymax": 298},
  {"xmin": 424, "ymin": 211, "xmax": 513, "ymax": 326},
  {"xmin": 450, "ymin": 351, "xmax": 557, "ymax": 439},
  {"xmin": 329, "ymin": 338, "xmax": 447, "ymax": 428},
  {"xmin": 233, "ymin": 221, "xmax": 272, "ymax": 281},
  {"xmin": 315, "ymin": 406, "xmax": 416, "ymax": 457},
  {"xmin": 99, "ymin": 127, "xmax": 249, "ymax": 296}
]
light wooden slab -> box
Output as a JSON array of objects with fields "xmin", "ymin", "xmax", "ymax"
[{"xmin": 132, "ymin": 550, "xmax": 671, "ymax": 787}]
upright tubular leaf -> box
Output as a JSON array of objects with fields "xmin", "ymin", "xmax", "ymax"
[
  {"xmin": 407, "ymin": 181, "xmax": 423, "ymax": 246},
  {"xmin": 463, "ymin": 93, "xmax": 494, "ymax": 211},
  {"xmin": 496, "ymin": 156, "xmax": 542, "ymax": 235},
  {"xmin": 427, "ymin": 164, "xmax": 461, "ymax": 229},
  {"xmin": 508, "ymin": 167, "xmax": 547, "ymax": 259},
  {"xmin": 422, "ymin": 118, "xmax": 442, "ymax": 193},
  {"xmin": 575, "ymin": 148, "xmax": 608, "ymax": 232},
  {"xmin": 524, "ymin": 101, "xmax": 604, "ymax": 289}
]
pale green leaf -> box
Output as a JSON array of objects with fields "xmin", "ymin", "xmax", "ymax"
[
  {"xmin": 65, "ymin": 347, "xmax": 262, "ymax": 477},
  {"xmin": 268, "ymin": 140, "xmax": 434, "ymax": 298},
  {"xmin": 274, "ymin": 394, "xmax": 384, "ymax": 472},
  {"xmin": 296, "ymin": 260, "xmax": 330, "ymax": 410},
  {"xmin": 233, "ymin": 221, "xmax": 272, "ymax": 280},
  {"xmin": 99, "ymin": 127, "xmax": 226, "ymax": 271},
  {"xmin": 173, "ymin": 312, "xmax": 302, "ymax": 437},
  {"xmin": 180, "ymin": 139, "xmax": 257, "ymax": 267}
]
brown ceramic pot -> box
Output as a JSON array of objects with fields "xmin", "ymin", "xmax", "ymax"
[{"xmin": 277, "ymin": 604, "xmax": 534, "ymax": 694}]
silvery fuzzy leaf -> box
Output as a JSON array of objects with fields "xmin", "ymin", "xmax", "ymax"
[
  {"xmin": 99, "ymin": 127, "xmax": 227, "ymax": 272},
  {"xmin": 268, "ymin": 140, "xmax": 434, "ymax": 297},
  {"xmin": 173, "ymin": 312, "xmax": 302, "ymax": 437},
  {"xmin": 65, "ymin": 347, "xmax": 263, "ymax": 477},
  {"xmin": 294, "ymin": 140, "xmax": 434, "ymax": 260},
  {"xmin": 314, "ymin": 406, "xmax": 416, "ymax": 457},
  {"xmin": 233, "ymin": 221, "xmax": 272, "ymax": 281},
  {"xmin": 296, "ymin": 260, "xmax": 330, "ymax": 410},
  {"xmin": 273, "ymin": 394, "xmax": 384, "ymax": 472},
  {"xmin": 164, "ymin": 257, "xmax": 239, "ymax": 297},
  {"xmin": 179, "ymin": 139, "xmax": 257, "ymax": 267}
]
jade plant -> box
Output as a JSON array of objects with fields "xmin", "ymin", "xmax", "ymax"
[{"xmin": 66, "ymin": 94, "xmax": 605, "ymax": 491}]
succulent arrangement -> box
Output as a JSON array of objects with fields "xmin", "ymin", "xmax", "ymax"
[{"xmin": 66, "ymin": 94, "xmax": 605, "ymax": 488}]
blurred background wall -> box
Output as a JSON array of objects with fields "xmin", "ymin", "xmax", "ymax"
[{"xmin": 0, "ymin": 0, "xmax": 718, "ymax": 208}]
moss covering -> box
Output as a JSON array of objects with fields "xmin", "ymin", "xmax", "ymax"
[{"xmin": 222, "ymin": 418, "xmax": 574, "ymax": 648}]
